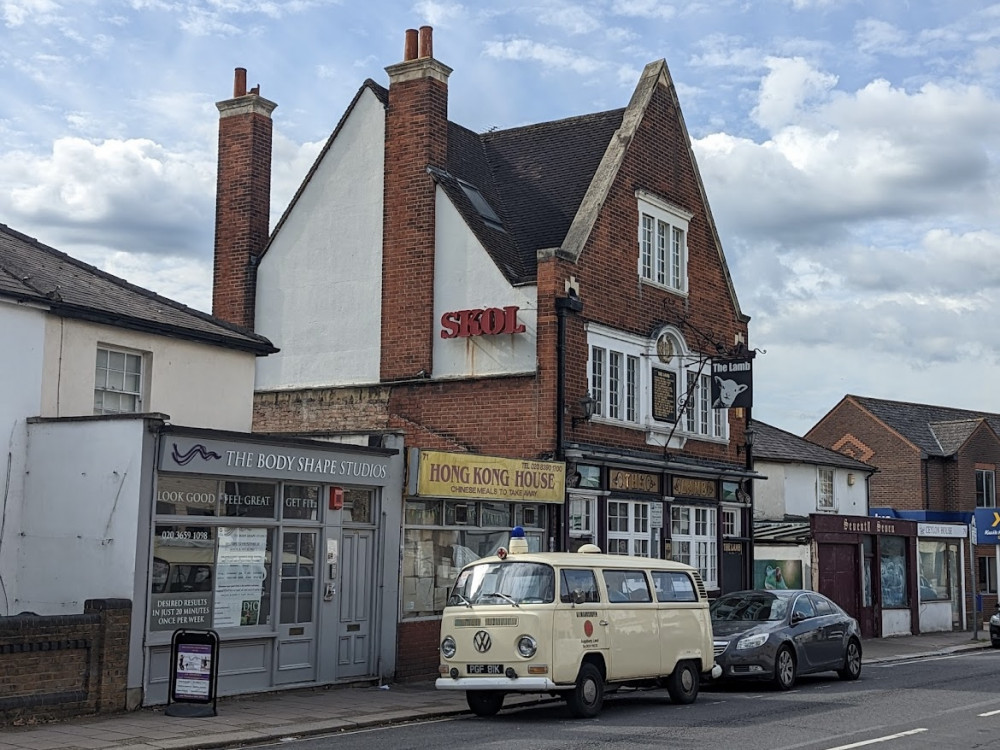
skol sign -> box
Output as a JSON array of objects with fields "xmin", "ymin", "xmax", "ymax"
[{"xmin": 440, "ymin": 306, "xmax": 526, "ymax": 338}]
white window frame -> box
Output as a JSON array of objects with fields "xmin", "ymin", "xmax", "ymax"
[
  {"xmin": 977, "ymin": 469, "xmax": 996, "ymax": 508},
  {"xmin": 95, "ymin": 345, "xmax": 145, "ymax": 415},
  {"xmin": 817, "ymin": 467, "xmax": 836, "ymax": 510},
  {"xmin": 721, "ymin": 506, "xmax": 740, "ymax": 537},
  {"xmin": 568, "ymin": 492, "xmax": 597, "ymax": 539},
  {"xmin": 670, "ymin": 504, "xmax": 717, "ymax": 589},
  {"xmin": 607, "ymin": 499, "xmax": 651, "ymax": 557},
  {"xmin": 585, "ymin": 324, "xmax": 728, "ymax": 444},
  {"xmin": 636, "ymin": 190, "xmax": 692, "ymax": 295}
]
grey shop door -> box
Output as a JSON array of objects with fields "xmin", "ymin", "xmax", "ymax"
[
  {"xmin": 336, "ymin": 528, "xmax": 375, "ymax": 678},
  {"xmin": 274, "ymin": 530, "xmax": 318, "ymax": 685}
]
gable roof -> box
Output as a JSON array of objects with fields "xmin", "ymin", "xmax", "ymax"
[
  {"xmin": 0, "ymin": 223, "xmax": 277, "ymax": 355},
  {"xmin": 269, "ymin": 61, "xmax": 744, "ymax": 317},
  {"xmin": 752, "ymin": 419, "xmax": 875, "ymax": 472},
  {"xmin": 847, "ymin": 395, "xmax": 1000, "ymax": 457}
]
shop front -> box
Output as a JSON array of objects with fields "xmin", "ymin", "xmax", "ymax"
[
  {"xmin": 812, "ymin": 514, "xmax": 919, "ymax": 638},
  {"xmin": 143, "ymin": 427, "xmax": 404, "ymax": 704},
  {"xmin": 395, "ymin": 450, "xmax": 566, "ymax": 678}
]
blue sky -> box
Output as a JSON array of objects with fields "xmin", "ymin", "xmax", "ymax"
[{"xmin": 3, "ymin": 0, "xmax": 999, "ymax": 436}]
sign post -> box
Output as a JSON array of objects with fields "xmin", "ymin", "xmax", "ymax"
[{"xmin": 165, "ymin": 629, "xmax": 220, "ymax": 717}]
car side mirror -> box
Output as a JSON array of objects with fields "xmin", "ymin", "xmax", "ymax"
[{"xmin": 791, "ymin": 611, "xmax": 807, "ymax": 625}]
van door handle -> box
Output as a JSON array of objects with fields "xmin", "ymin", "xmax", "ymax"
[{"xmin": 599, "ymin": 620, "xmax": 609, "ymax": 626}]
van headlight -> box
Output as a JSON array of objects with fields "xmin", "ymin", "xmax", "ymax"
[
  {"xmin": 517, "ymin": 635, "xmax": 537, "ymax": 658},
  {"xmin": 441, "ymin": 635, "xmax": 457, "ymax": 659},
  {"xmin": 736, "ymin": 633, "xmax": 769, "ymax": 650}
]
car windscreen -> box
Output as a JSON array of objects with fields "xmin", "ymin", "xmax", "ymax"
[
  {"xmin": 449, "ymin": 561, "xmax": 555, "ymax": 606},
  {"xmin": 710, "ymin": 592, "xmax": 788, "ymax": 622}
]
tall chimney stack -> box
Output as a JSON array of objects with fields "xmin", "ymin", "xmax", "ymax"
[
  {"xmin": 212, "ymin": 67, "xmax": 277, "ymax": 330},
  {"xmin": 381, "ymin": 26, "xmax": 452, "ymax": 381}
]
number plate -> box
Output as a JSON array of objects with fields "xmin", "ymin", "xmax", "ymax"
[{"xmin": 467, "ymin": 664, "xmax": 504, "ymax": 675}]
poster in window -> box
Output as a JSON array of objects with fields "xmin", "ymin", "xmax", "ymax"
[
  {"xmin": 213, "ymin": 527, "xmax": 268, "ymax": 628},
  {"xmin": 652, "ymin": 369, "xmax": 677, "ymax": 422},
  {"xmin": 710, "ymin": 358, "xmax": 753, "ymax": 409},
  {"xmin": 753, "ymin": 560, "xmax": 803, "ymax": 590}
]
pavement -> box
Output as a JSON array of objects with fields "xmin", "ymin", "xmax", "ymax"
[{"xmin": 1, "ymin": 630, "xmax": 992, "ymax": 750}]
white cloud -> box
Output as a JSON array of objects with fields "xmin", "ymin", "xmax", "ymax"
[
  {"xmin": 2, "ymin": 0, "xmax": 60, "ymax": 27},
  {"xmin": 483, "ymin": 38, "xmax": 605, "ymax": 75},
  {"xmin": 752, "ymin": 56, "xmax": 838, "ymax": 131}
]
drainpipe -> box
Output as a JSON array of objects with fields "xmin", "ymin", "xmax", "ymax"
[{"xmin": 555, "ymin": 290, "xmax": 583, "ymax": 553}]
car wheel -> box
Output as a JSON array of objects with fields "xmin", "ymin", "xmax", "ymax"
[
  {"xmin": 837, "ymin": 638, "xmax": 862, "ymax": 681},
  {"xmin": 465, "ymin": 690, "xmax": 504, "ymax": 717},
  {"xmin": 566, "ymin": 662, "xmax": 605, "ymax": 718},
  {"xmin": 666, "ymin": 660, "xmax": 699, "ymax": 704},
  {"xmin": 771, "ymin": 646, "xmax": 796, "ymax": 690}
]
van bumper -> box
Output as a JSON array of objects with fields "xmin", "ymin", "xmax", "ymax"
[{"xmin": 436, "ymin": 676, "xmax": 558, "ymax": 691}]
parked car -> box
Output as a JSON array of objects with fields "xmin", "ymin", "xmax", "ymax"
[{"xmin": 710, "ymin": 589, "xmax": 862, "ymax": 690}]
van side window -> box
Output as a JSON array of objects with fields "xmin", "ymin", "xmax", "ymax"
[
  {"xmin": 651, "ymin": 571, "xmax": 697, "ymax": 602},
  {"xmin": 560, "ymin": 569, "xmax": 601, "ymax": 603},
  {"xmin": 603, "ymin": 570, "xmax": 652, "ymax": 603}
]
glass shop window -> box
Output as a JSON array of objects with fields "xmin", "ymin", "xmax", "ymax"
[
  {"xmin": 156, "ymin": 475, "xmax": 219, "ymax": 517},
  {"xmin": 219, "ymin": 481, "xmax": 277, "ymax": 519},
  {"xmin": 401, "ymin": 499, "xmax": 548, "ymax": 618},
  {"xmin": 282, "ymin": 484, "xmax": 320, "ymax": 521},
  {"xmin": 343, "ymin": 488, "xmax": 374, "ymax": 524},
  {"xmin": 918, "ymin": 540, "xmax": 951, "ymax": 601},
  {"xmin": 880, "ymin": 536, "xmax": 908, "ymax": 608}
]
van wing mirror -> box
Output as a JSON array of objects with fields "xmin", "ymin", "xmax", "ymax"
[{"xmin": 572, "ymin": 589, "xmax": 586, "ymax": 605}]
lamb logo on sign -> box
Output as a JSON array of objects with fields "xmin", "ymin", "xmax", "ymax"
[{"xmin": 440, "ymin": 306, "xmax": 525, "ymax": 338}]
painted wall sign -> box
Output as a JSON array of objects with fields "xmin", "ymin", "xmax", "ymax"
[
  {"xmin": 609, "ymin": 469, "xmax": 661, "ymax": 494},
  {"xmin": 416, "ymin": 450, "xmax": 565, "ymax": 503},
  {"xmin": 812, "ymin": 514, "xmax": 917, "ymax": 536},
  {"xmin": 440, "ymin": 306, "xmax": 526, "ymax": 338}
]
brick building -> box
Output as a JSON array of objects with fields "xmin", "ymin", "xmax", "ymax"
[
  {"xmin": 806, "ymin": 395, "xmax": 994, "ymax": 634},
  {"xmin": 212, "ymin": 27, "xmax": 757, "ymax": 681}
]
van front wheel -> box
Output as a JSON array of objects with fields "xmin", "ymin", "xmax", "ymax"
[
  {"xmin": 466, "ymin": 690, "xmax": 504, "ymax": 717},
  {"xmin": 567, "ymin": 663, "xmax": 605, "ymax": 718},
  {"xmin": 666, "ymin": 660, "xmax": 699, "ymax": 704}
]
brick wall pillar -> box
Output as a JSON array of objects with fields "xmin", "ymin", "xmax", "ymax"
[{"xmin": 85, "ymin": 598, "xmax": 132, "ymax": 714}]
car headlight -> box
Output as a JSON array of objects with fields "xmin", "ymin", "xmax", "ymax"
[
  {"xmin": 441, "ymin": 635, "xmax": 456, "ymax": 659},
  {"xmin": 990, "ymin": 615, "xmax": 1000, "ymax": 626},
  {"xmin": 736, "ymin": 633, "xmax": 769, "ymax": 650},
  {"xmin": 517, "ymin": 635, "xmax": 537, "ymax": 658}
]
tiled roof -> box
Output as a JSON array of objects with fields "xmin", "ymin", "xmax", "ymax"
[
  {"xmin": 849, "ymin": 395, "xmax": 1000, "ymax": 457},
  {"xmin": 751, "ymin": 419, "xmax": 875, "ymax": 472},
  {"xmin": 0, "ymin": 223, "xmax": 277, "ymax": 354}
]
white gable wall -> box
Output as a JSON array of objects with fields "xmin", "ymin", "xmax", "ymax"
[
  {"xmin": 0, "ymin": 301, "xmax": 46, "ymax": 613},
  {"xmin": 40, "ymin": 317, "xmax": 255, "ymax": 431},
  {"xmin": 433, "ymin": 190, "xmax": 536, "ymax": 378},
  {"xmin": 255, "ymin": 88, "xmax": 385, "ymax": 391},
  {"xmin": 755, "ymin": 459, "xmax": 868, "ymax": 520}
]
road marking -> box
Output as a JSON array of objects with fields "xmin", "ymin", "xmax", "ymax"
[
  {"xmin": 823, "ymin": 728, "xmax": 927, "ymax": 749},
  {"xmin": 979, "ymin": 709, "xmax": 1000, "ymax": 717}
]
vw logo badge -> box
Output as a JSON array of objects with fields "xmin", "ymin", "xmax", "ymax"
[{"xmin": 473, "ymin": 630, "xmax": 492, "ymax": 653}]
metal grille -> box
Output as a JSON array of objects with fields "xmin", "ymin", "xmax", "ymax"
[{"xmin": 485, "ymin": 617, "xmax": 518, "ymax": 627}]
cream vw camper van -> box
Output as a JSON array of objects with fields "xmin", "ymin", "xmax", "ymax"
[{"xmin": 436, "ymin": 528, "xmax": 719, "ymax": 718}]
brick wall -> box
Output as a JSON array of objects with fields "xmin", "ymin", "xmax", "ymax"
[
  {"xmin": 0, "ymin": 599, "xmax": 131, "ymax": 725},
  {"xmin": 395, "ymin": 619, "xmax": 442, "ymax": 682},
  {"xmin": 806, "ymin": 398, "xmax": 925, "ymax": 510}
]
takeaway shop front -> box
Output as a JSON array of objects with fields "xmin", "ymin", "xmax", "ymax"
[
  {"xmin": 142, "ymin": 426, "xmax": 404, "ymax": 704},
  {"xmin": 394, "ymin": 449, "xmax": 565, "ymax": 679}
]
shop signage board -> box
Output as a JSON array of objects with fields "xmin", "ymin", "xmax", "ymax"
[
  {"xmin": 414, "ymin": 450, "xmax": 565, "ymax": 503},
  {"xmin": 974, "ymin": 508, "xmax": 1000, "ymax": 545},
  {"xmin": 166, "ymin": 629, "xmax": 220, "ymax": 717}
]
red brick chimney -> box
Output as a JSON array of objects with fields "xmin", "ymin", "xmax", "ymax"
[
  {"xmin": 381, "ymin": 26, "xmax": 451, "ymax": 381},
  {"xmin": 213, "ymin": 67, "xmax": 276, "ymax": 330}
]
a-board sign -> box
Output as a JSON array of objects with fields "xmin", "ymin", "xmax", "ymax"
[{"xmin": 165, "ymin": 629, "xmax": 220, "ymax": 717}]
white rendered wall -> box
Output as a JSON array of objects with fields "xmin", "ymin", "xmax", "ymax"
[
  {"xmin": 432, "ymin": 190, "xmax": 536, "ymax": 378},
  {"xmin": 755, "ymin": 460, "xmax": 868, "ymax": 520},
  {"xmin": 18, "ymin": 419, "xmax": 146, "ymax": 614},
  {"xmin": 40, "ymin": 317, "xmax": 255, "ymax": 431},
  {"xmin": 0, "ymin": 301, "xmax": 46, "ymax": 614},
  {"xmin": 255, "ymin": 88, "xmax": 385, "ymax": 390}
]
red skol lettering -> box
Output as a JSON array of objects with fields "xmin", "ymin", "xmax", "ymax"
[{"xmin": 440, "ymin": 306, "xmax": 526, "ymax": 338}]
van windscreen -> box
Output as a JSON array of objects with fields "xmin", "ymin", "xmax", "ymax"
[{"xmin": 450, "ymin": 562, "xmax": 555, "ymax": 606}]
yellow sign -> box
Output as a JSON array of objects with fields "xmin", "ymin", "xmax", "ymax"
[
  {"xmin": 672, "ymin": 476, "xmax": 717, "ymax": 499},
  {"xmin": 993, "ymin": 512, "xmax": 1000, "ymax": 527},
  {"xmin": 416, "ymin": 451, "xmax": 565, "ymax": 504},
  {"xmin": 609, "ymin": 469, "xmax": 661, "ymax": 494}
]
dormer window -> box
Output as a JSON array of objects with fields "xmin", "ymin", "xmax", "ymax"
[{"xmin": 637, "ymin": 190, "xmax": 691, "ymax": 294}]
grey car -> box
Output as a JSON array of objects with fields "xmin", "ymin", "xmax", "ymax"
[{"xmin": 710, "ymin": 589, "xmax": 862, "ymax": 690}]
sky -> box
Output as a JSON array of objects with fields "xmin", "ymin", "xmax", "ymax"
[{"xmin": 3, "ymin": 0, "xmax": 1000, "ymax": 437}]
